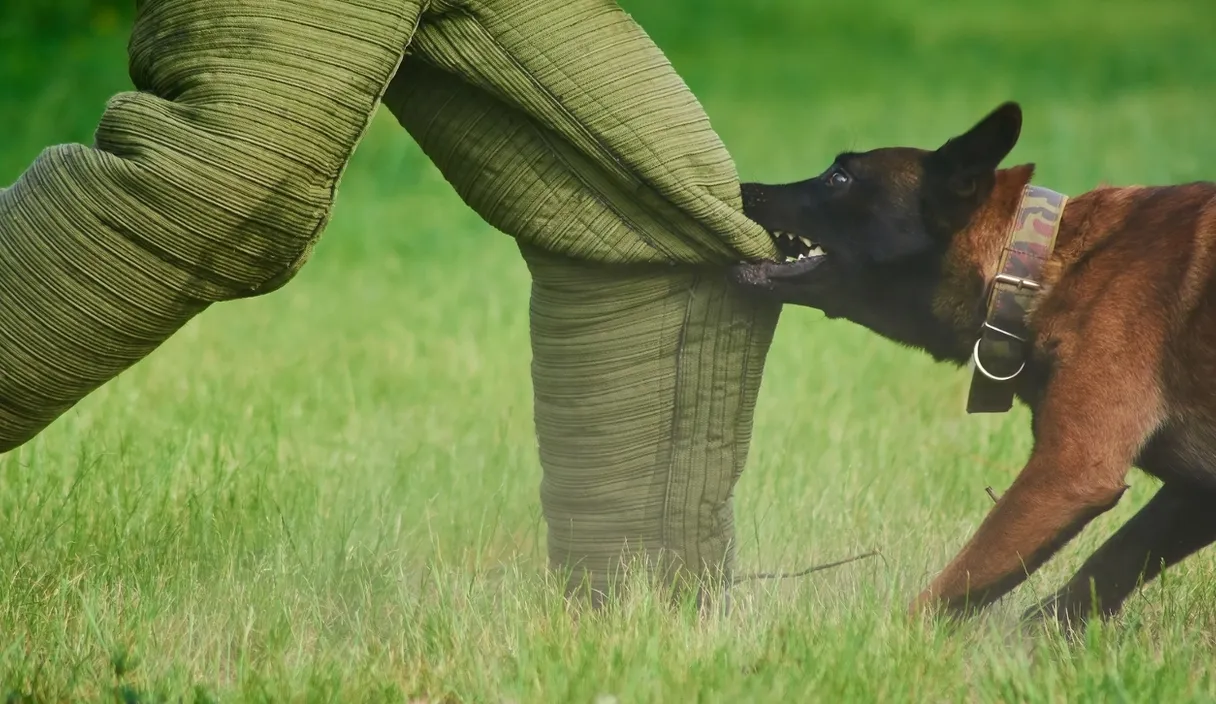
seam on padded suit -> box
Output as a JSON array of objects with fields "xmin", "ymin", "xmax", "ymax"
[
  {"xmin": 687, "ymin": 278, "xmax": 720, "ymax": 566},
  {"xmin": 389, "ymin": 51, "xmax": 635, "ymax": 264},
  {"xmin": 733, "ymin": 302, "xmax": 757, "ymax": 490},
  {"xmin": 658, "ymin": 272, "xmax": 698, "ymax": 562},
  {"xmin": 250, "ymin": 4, "xmax": 428, "ymax": 296},
  {"xmin": 401, "ymin": 53, "xmax": 632, "ymax": 263},
  {"xmin": 442, "ymin": 5, "xmax": 676, "ymax": 262},
  {"xmin": 721, "ymin": 290, "xmax": 760, "ymax": 578},
  {"xmin": 455, "ymin": 0, "xmax": 737, "ymax": 265},
  {"xmin": 528, "ymin": 125, "xmax": 656, "ymax": 262},
  {"xmin": 107, "ymin": 4, "xmax": 427, "ymax": 299}
]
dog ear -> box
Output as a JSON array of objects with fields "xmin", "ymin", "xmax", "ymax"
[{"xmin": 932, "ymin": 102, "xmax": 1022, "ymax": 194}]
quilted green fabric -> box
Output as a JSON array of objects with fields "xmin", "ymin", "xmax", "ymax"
[
  {"xmin": 0, "ymin": 0, "xmax": 781, "ymax": 602},
  {"xmin": 519, "ymin": 248, "xmax": 778, "ymax": 603}
]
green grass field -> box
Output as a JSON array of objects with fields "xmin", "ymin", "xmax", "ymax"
[{"xmin": 3, "ymin": 0, "xmax": 1216, "ymax": 700}]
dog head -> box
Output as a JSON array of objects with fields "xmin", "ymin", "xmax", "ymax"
[{"xmin": 732, "ymin": 102, "xmax": 1028, "ymax": 361}]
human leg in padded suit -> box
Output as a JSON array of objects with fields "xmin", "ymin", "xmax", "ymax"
[
  {"xmin": 383, "ymin": 0, "xmax": 781, "ymax": 603},
  {"xmin": 523, "ymin": 250, "xmax": 779, "ymax": 605},
  {"xmin": 0, "ymin": 0, "xmax": 428, "ymax": 450},
  {"xmin": 0, "ymin": 0, "xmax": 780, "ymax": 605}
]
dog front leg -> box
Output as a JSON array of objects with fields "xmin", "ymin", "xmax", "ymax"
[
  {"xmin": 911, "ymin": 368, "xmax": 1162, "ymax": 619},
  {"xmin": 911, "ymin": 453, "xmax": 1129, "ymax": 617}
]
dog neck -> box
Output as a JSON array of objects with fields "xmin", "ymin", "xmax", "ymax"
[
  {"xmin": 933, "ymin": 165, "xmax": 1038, "ymax": 354},
  {"xmin": 966, "ymin": 177, "xmax": 1070, "ymax": 413}
]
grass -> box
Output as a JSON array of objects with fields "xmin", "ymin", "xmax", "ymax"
[{"xmin": 3, "ymin": 0, "xmax": 1216, "ymax": 700}]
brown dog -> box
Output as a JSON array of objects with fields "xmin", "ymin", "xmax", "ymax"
[{"xmin": 731, "ymin": 102, "xmax": 1216, "ymax": 628}]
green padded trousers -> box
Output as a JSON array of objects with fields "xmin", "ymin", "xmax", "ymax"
[{"xmin": 0, "ymin": 0, "xmax": 781, "ymax": 603}]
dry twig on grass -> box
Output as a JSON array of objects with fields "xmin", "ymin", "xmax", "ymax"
[{"xmin": 732, "ymin": 549, "xmax": 883, "ymax": 585}]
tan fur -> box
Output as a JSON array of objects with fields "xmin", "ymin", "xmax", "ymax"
[
  {"xmin": 734, "ymin": 102, "xmax": 1216, "ymax": 626},
  {"xmin": 914, "ymin": 170, "xmax": 1216, "ymax": 621},
  {"xmin": 933, "ymin": 165, "xmax": 1035, "ymax": 330}
]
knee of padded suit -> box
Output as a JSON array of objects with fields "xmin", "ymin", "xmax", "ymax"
[
  {"xmin": 57, "ymin": 0, "xmax": 427, "ymax": 301},
  {"xmin": 65, "ymin": 96, "xmax": 327, "ymax": 301},
  {"xmin": 0, "ymin": 0, "xmax": 426, "ymax": 452}
]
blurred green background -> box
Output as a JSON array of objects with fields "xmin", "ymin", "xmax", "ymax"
[
  {"xmin": 3, "ymin": 0, "xmax": 1216, "ymax": 701},
  {"xmin": 5, "ymin": 0, "xmax": 1214, "ymax": 185}
]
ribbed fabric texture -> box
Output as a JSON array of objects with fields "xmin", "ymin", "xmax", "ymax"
[
  {"xmin": 522, "ymin": 248, "xmax": 778, "ymax": 601},
  {"xmin": 0, "ymin": 0, "xmax": 427, "ymax": 450},
  {"xmin": 0, "ymin": 0, "xmax": 781, "ymax": 600},
  {"xmin": 385, "ymin": 0, "xmax": 781, "ymax": 600},
  {"xmin": 394, "ymin": 0, "xmax": 777, "ymax": 265}
]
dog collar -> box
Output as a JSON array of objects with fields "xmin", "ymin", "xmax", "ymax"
[{"xmin": 966, "ymin": 185, "xmax": 1068, "ymax": 414}]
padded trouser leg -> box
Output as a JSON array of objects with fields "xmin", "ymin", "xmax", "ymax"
[
  {"xmin": 522, "ymin": 249, "xmax": 779, "ymax": 602},
  {"xmin": 3, "ymin": 0, "xmax": 782, "ymax": 605},
  {"xmin": 391, "ymin": 0, "xmax": 776, "ymax": 266},
  {"xmin": 0, "ymin": 0, "xmax": 426, "ymax": 450},
  {"xmin": 384, "ymin": 3, "xmax": 782, "ymax": 599}
]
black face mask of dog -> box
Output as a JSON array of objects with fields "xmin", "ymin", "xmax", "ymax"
[{"xmin": 730, "ymin": 102, "xmax": 1023, "ymax": 362}]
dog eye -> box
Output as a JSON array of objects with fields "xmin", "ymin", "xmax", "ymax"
[{"xmin": 828, "ymin": 169, "xmax": 851, "ymax": 187}]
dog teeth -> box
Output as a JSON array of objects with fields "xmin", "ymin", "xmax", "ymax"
[
  {"xmin": 770, "ymin": 229, "xmax": 826, "ymax": 263},
  {"xmin": 793, "ymin": 247, "xmax": 826, "ymax": 261}
]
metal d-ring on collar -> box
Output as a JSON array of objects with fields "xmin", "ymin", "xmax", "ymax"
[
  {"xmin": 971, "ymin": 338, "xmax": 1025, "ymax": 382},
  {"xmin": 966, "ymin": 184, "xmax": 1068, "ymax": 414},
  {"xmin": 970, "ymin": 277, "xmax": 1040, "ymax": 382}
]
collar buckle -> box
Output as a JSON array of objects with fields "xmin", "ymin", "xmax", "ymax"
[
  {"xmin": 965, "ymin": 184, "xmax": 1068, "ymax": 414},
  {"xmin": 992, "ymin": 273, "xmax": 1043, "ymax": 291}
]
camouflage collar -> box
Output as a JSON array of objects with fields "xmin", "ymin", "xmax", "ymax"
[{"xmin": 966, "ymin": 185, "xmax": 1068, "ymax": 414}]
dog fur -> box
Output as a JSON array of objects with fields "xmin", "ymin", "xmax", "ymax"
[{"xmin": 731, "ymin": 102, "xmax": 1216, "ymax": 627}]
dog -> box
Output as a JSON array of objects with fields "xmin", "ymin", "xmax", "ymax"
[{"xmin": 731, "ymin": 101, "xmax": 1216, "ymax": 628}]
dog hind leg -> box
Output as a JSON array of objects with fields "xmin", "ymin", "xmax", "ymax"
[{"xmin": 1022, "ymin": 480, "xmax": 1216, "ymax": 629}]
